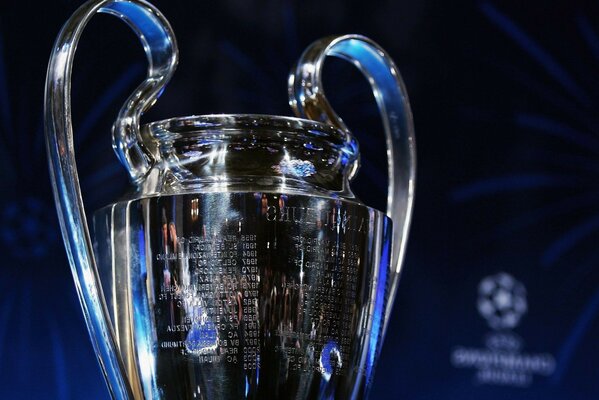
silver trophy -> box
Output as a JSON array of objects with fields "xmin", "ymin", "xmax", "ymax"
[{"xmin": 45, "ymin": 0, "xmax": 415, "ymax": 398}]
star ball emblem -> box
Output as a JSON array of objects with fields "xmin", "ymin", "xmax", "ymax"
[{"xmin": 477, "ymin": 272, "xmax": 527, "ymax": 330}]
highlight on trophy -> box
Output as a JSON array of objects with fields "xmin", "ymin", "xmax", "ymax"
[{"xmin": 44, "ymin": 0, "xmax": 415, "ymax": 398}]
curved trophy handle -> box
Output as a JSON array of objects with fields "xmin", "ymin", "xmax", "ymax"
[
  {"xmin": 289, "ymin": 35, "xmax": 416, "ymax": 334},
  {"xmin": 44, "ymin": 0, "xmax": 177, "ymax": 398}
]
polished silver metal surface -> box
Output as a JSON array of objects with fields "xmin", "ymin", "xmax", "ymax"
[
  {"xmin": 137, "ymin": 114, "xmax": 358, "ymax": 198},
  {"xmin": 94, "ymin": 192, "xmax": 391, "ymax": 399},
  {"xmin": 45, "ymin": 1, "xmax": 415, "ymax": 399},
  {"xmin": 94, "ymin": 114, "xmax": 390, "ymax": 398},
  {"xmin": 289, "ymin": 35, "xmax": 416, "ymax": 333}
]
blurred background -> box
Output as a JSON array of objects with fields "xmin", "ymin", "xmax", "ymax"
[{"xmin": 0, "ymin": 0, "xmax": 598, "ymax": 398}]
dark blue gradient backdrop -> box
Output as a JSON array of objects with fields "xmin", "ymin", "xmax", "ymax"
[{"xmin": 0, "ymin": 0, "xmax": 597, "ymax": 398}]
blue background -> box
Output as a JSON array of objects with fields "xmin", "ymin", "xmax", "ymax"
[{"xmin": 0, "ymin": 0, "xmax": 598, "ymax": 398}]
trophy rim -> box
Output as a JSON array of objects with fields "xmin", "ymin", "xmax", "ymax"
[{"xmin": 143, "ymin": 113, "xmax": 359, "ymax": 157}]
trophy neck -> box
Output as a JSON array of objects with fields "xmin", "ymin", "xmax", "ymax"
[{"xmin": 134, "ymin": 114, "xmax": 360, "ymax": 198}]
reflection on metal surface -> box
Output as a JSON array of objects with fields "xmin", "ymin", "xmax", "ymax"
[
  {"xmin": 94, "ymin": 192, "xmax": 391, "ymax": 398},
  {"xmin": 45, "ymin": 1, "xmax": 414, "ymax": 399}
]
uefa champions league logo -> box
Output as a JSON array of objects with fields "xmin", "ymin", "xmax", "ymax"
[
  {"xmin": 477, "ymin": 272, "xmax": 527, "ymax": 330},
  {"xmin": 451, "ymin": 272, "xmax": 555, "ymax": 387}
]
